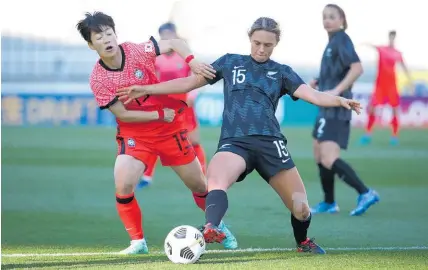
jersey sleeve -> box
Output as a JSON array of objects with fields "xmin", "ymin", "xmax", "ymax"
[
  {"xmin": 281, "ymin": 65, "xmax": 306, "ymax": 101},
  {"xmin": 338, "ymin": 34, "xmax": 360, "ymax": 67},
  {"xmin": 90, "ymin": 80, "xmax": 118, "ymax": 109},
  {"xmin": 136, "ymin": 36, "xmax": 161, "ymax": 64},
  {"xmin": 205, "ymin": 54, "xmax": 228, "ymax": 85}
]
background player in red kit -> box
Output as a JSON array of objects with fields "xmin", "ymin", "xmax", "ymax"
[
  {"xmin": 360, "ymin": 30, "xmax": 413, "ymax": 146},
  {"xmin": 77, "ymin": 12, "xmax": 237, "ymax": 255},
  {"xmin": 138, "ymin": 22, "xmax": 206, "ymax": 189}
]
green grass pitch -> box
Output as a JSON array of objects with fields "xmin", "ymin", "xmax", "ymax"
[{"xmin": 2, "ymin": 126, "xmax": 428, "ymax": 269}]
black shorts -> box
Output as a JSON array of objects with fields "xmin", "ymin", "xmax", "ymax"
[
  {"xmin": 216, "ymin": 135, "xmax": 296, "ymax": 183},
  {"xmin": 312, "ymin": 117, "xmax": 350, "ymax": 149}
]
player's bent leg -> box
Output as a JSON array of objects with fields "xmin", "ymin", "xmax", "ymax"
[
  {"xmin": 188, "ymin": 128, "xmax": 207, "ymax": 174},
  {"xmin": 311, "ymin": 140, "xmax": 338, "ymax": 214},
  {"xmin": 115, "ymin": 155, "xmax": 145, "ymax": 194},
  {"xmin": 171, "ymin": 157, "xmax": 209, "ymax": 216},
  {"xmin": 137, "ymin": 155, "xmax": 158, "ymax": 189},
  {"xmin": 114, "ymin": 155, "xmax": 148, "ymax": 255},
  {"xmin": 269, "ymin": 167, "xmax": 325, "ymax": 254},
  {"xmin": 201, "ymin": 152, "xmax": 245, "ymax": 248},
  {"xmin": 171, "ymin": 157, "xmax": 206, "ymax": 194},
  {"xmin": 320, "ymin": 142, "xmax": 380, "ymax": 216},
  {"xmin": 319, "ymin": 141, "xmax": 341, "ymax": 170}
]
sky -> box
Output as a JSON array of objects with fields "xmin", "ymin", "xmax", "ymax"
[{"xmin": 2, "ymin": 0, "xmax": 427, "ymax": 68}]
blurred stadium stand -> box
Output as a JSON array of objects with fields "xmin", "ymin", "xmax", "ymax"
[
  {"xmin": 1, "ymin": 35, "xmax": 378, "ymax": 84},
  {"xmin": 2, "ymin": 35, "xmax": 98, "ymax": 82}
]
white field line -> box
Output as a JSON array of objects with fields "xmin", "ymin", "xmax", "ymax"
[{"xmin": 2, "ymin": 246, "xmax": 428, "ymax": 257}]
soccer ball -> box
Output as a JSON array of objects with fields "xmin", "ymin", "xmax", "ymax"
[{"xmin": 164, "ymin": 225, "xmax": 206, "ymax": 264}]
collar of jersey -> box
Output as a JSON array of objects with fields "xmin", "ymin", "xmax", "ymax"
[
  {"xmin": 250, "ymin": 55, "xmax": 270, "ymax": 65},
  {"xmin": 328, "ymin": 29, "xmax": 344, "ymax": 40},
  {"xmin": 99, "ymin": 45, "xmax": 126, "ymax": 72}
]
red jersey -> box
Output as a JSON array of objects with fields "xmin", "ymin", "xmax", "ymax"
[
  {"xmin": 90, "ymin": 38, "xmax": 187, "ymax": 137},
  {"xmin": 155, "ymin": 52, "xmax": 191, "ymax": 102},
  {"xmin": 374, "ymin": 46, "xmax": 403, "ymax": 92}
]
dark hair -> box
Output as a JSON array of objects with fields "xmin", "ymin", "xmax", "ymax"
[
  {"xmin": 389, "ymin": 30, "xmax": 397, "ymax": 36},
  {"xmin": 158, "ymin": 22, "xmax": 176, "ymax": 34},
  {"xmin": 248, "ymin": 17, "xmax": 281, "ymax": 42},
  {"xmin": 76, "ymin": 12, "xmax": 115, "ymax": 43},
  {"xmin": 325, "ymin": 4, "xmax": 348, "ymax": 30}
]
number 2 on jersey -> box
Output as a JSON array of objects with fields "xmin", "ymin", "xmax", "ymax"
[
  {"xmin": 317, "ymin": 118, "xmax": 326, "ymax": 137},
  {"xmin": 232, "ymin": 69, "xmax": 246, "ymax": 85}
]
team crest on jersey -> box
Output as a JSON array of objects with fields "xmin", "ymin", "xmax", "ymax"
[
  {"xmin": 144, "ymin": 43, "xmax": 153, "ymax": 52},
  {"xmin": 134, "ymin": 69, "xmax": 144, "ymax": 79},
  {"xmin": 127, "ymin": 138, "xmax": 136, "ymax": 147},
  {"xmin": 176, "ymin": 62, "xmax": 183, "ymax": 69}
]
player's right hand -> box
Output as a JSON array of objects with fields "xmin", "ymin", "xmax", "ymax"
[{"xmin": 162, "ymin": 108, "xmax": 176, "ymax": 122}]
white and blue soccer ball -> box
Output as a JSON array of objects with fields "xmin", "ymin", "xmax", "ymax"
[{"xmin": 164, "ymin": 225, "xmax": 206, "ymax": 264}]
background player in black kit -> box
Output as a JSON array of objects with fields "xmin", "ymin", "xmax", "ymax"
[
  {"xmin": 117, "ymin": 17, "xmax": 362, "ymax": 254},
  {"xmin": 309, "ymin": 4, "xmax": 380, "ymax": 216}
]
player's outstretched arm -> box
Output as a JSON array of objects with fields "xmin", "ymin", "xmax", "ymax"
[
  {"xmin": 293, "ymin": 84, "xmax": 362, "ymax": 114},
  {"xmin": 108, "ymin": 101, "xmax": 175, "ymax": 123},
  {"xmin": 158, "ymin": 38, "xmax": 191, "ymax": 58},
  {"xmin": 117, "ymin": 75, "xmax": 208, "ymax": 105},
  {"xmin": 157, "ymin": 39, "xmax": 216, "ymax": 79}
]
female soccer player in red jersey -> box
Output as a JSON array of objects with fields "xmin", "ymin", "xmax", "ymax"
[
  {"xmin": 77, "ymin": 12, "xmax": 237, "ymax": 255},
  {"xmin": 360, "ymin": 30, "xmax": 414, "ymax": 146}
]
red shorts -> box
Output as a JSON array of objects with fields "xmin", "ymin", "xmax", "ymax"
[
  {"xmin": 116, "ymin": 129, "xmax": 195, "ymax": 167},
  {"xmin": 371, "ymin": 90, "xmax": 400, "ymax": 107},
  {"xmin": 184, "ymin": 108, "xmax": 198, "ymax": 132},
  {"xmin": 371, "ymin": 81, "xmax": 400, "ymax": 107}
]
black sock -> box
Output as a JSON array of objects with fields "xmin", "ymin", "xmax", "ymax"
[
  {"xmin": 205, "ymin": 190, "xmax": 228, "ymax": 227},
  {"xmin": 318, "ymin": 163, "xmax": 335, "ymax": 203},
  {"xmin": 291, "ymin": 213, "xmax": 311, "ymax": 244},
  {"xmin": 332, "ymin": 159, "xmax": 369, "ymax": 195}
]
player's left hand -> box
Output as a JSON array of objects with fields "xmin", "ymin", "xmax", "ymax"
[
  {"xmin": 188, "ymin": 59, "xmax": 216, "ymax": 80},
  {"xmin": 116, "ymin": 85, "xmax": 151, "ymax": 105},
  {"xmin": 339, "ymin": 97, "xmax": 362, "ymax": 114}
]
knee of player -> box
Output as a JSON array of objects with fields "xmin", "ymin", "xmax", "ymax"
[
  {"xmin": 292, "ymin": 205, "xmax": 311, "ymax": 221},
  {"xmin": 188, "ymin": 176, "xmax": 207, "ymax": 193},
  {"xmin": 291, "ymin": 192, "xmax": 311, "ymax": 221},
  {"xmin": 115, "ymin": 183, "xmax": 134, "ymax": 194},
  {"xmin": 206, "ymin": 175, "xmax": 232, "ymax": 191},
  {"xmin": 192, "ymin": 182, "xmax": 208, "ymax": 193},
  {"xmin": 320, "ymin": 152, "xmax": 337, "ymax": 169}
]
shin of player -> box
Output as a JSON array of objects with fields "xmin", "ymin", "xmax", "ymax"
[
  {"xmin": 310, "ymin": 4, "xmax": 379, "ymax": 216},
  {"xmin": 115, "ymin": 155, "xmax": 147, "ymax": 254}
]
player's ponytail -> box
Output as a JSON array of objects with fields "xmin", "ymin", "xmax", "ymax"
[
  {"xmin": 248, "ymin": 17, "xmax": 281, "ymax": 42},
  {"xmin": 325, "ymin": 4, "xmax": 348, "ymax": 30}
]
